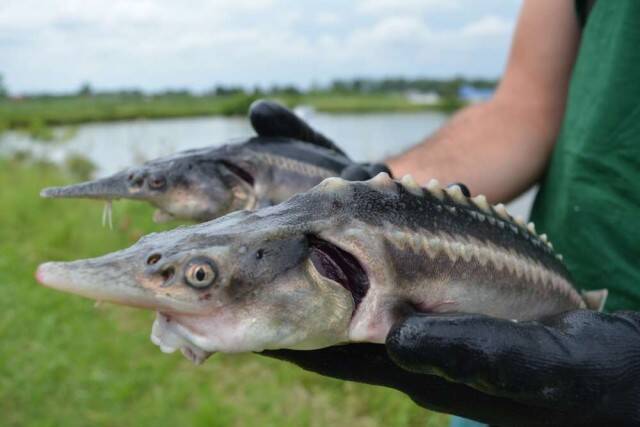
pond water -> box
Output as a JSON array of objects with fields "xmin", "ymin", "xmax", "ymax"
[{"xmin": 0, "ymin": 110, "xmax": 536, "ymax": 217}]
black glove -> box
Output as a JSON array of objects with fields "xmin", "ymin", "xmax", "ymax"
[
  {"xmin": 265, "ymin": 310, "xmax": 640, "ymax": 426},
  {"xmin": 249, "ymin": 99, "xmax": 347, "ymax": 156},
  {"xmin": 340, "ymin": 162, "xmax": 393, "ymax": 180},
  {"xmin": 249, "ymin": 99, "xmax": 392, "ymax": 180}
]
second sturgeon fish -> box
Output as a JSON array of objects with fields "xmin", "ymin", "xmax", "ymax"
[{"xmin": 40, "ymin": 100, "xmax": 362, "ymax": 223}]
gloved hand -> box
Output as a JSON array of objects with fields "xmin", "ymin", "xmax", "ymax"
[
  {"xmin": 249, "ymin": 99, "xmax": 392, "ymax": 180},
  {"xmin": 264, "ymin": 310, "xmax": 640, "ymax": 426},
  {"xmin": 339, "ymin": 162, "xmax": 394, "ymax": 180}
]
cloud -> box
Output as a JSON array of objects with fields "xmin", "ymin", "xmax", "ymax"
[
  {"xmin": 461, "ymin": 15, "xmax": 514, "ymax": 37},
  {"xmin": 0, "ymin": 0, "xmax": 521, "ymax": 92},
  {"xmin": 315, "ymin": 12, "xmax": 341, "ymax": 26},
  {"xmin": 356, "ymin": 0, "xmax": 460, "ymax": 15}
]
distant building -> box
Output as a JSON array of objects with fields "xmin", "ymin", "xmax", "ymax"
[
  {"xmin": 458, "ymin": 85, "xmax": 495, "ymax": 103},
  {"xmin": 405, "ymin": 90, "xmax": 441, "ymax": 105}
]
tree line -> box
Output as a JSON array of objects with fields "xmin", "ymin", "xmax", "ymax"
[{"xmin": 0, "ymin": 75, "xmax": 498, "ymax": 100}]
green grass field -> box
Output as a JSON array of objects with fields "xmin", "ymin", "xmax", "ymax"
[{"xmin": 0, "ymin": 158, "xmax": 448, "ymax": 427}]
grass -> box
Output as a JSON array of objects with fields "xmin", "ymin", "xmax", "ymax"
[
  {"xmin": 0, "ymin": 93, "xmax": 260, "ymax": 135},
  {"xmin": 0, "ymin": 158, "xmax": 449, "ymax": 427},
  {"xmin": 0, "ymin": 92, "xmax": 462, "ymax": 139}
]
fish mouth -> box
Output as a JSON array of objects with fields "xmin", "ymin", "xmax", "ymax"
[
  {"xmin": 308, "ymin": 235, "xmax": 369, "ymax": 314},
  {"xmin": 151, "ymin": 312, "xmax": 213, "ymax": 365}
]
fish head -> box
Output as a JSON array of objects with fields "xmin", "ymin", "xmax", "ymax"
[
  {"xmin": 40, "ymin": 148, "xmax": 256, "ymax": 222},
  {"xmin": 36, "ymin": 201, "xmax": 367, "ymax": 363}
]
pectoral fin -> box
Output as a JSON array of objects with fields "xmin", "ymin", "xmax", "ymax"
[{"xmin": 582, "ymin": 289, "xmax": 608, "ymax": 311}]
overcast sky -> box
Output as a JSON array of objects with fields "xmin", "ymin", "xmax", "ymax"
[{"xmin": 0, "ymin": 0, "xmax": 522, "ymax": 94}]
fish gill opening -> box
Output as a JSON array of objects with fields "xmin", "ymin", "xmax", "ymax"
[
  {"xmin": 219, "ymin": 160, "xmax": 255, "ymax": 187},
  {"xmin": 307, "ymin": 235, "xmax": 369, "ymax": 313}
]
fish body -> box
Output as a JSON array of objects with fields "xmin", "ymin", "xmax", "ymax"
[
  {"xmin": 36, "ymin": 173, "xmax": 606, "ymax": 364},
  {"xmin": 40, "ymin": 100, "xmax": 355, "ymax": 223}
]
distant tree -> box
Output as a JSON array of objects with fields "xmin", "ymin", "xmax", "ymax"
[
  {"xmin": 0, "ymin": 73, "xmax": 7, "ymax": 98},
  {"xmin": 269, "ymin": 84, "xmax": 300, "ymax": 96},
  {"xmin": 158, "ymin": 89, "xmax": 192, "ymax": 97},
  {"xmin": 78, "ymin": 82, "xmax": 93, "ymax": 97},
  {"xmin": 212, "ymin": 85, "xmax": 245, "ymax": 96}
]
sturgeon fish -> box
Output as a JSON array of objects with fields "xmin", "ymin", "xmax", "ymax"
[
  {"xmin": 39, "ymin": 100, "xmax": 375, "ymax": 223},
  {"xmin": 35, "ymin": 173, "xmax": 606, "ymax": 364}
]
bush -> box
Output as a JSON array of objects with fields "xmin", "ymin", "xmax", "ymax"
[
  {"xmin": 64, "ymin": 154, "xmax": 97, "ymax": 181},
  {"xmin": 27, "ymin": 117, "xmax": 54, "ymax": 141}
]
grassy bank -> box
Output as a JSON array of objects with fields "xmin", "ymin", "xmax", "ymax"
[
  {"xmin": 0, "ymin": 92, "xmax": 462, "ymax": 139},
  {"xmin": 0, "ymin": 157, "xmax": 448, "ymax": 426}
]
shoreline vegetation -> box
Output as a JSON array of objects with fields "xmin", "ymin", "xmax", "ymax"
[{"xmin": 0, "ymin": 77, "xmax": 496, "ymax": 140}]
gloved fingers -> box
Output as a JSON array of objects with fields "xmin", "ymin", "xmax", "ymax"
[
  {"xmin": 248, "ymin": 99, "xmax": 346, "ymax": 155},
  {"xmin": 262, "ymin": 344, "xmax": 406, "ymax": 387},
  {"xmin": 386, "ymin": 312, "xmax": 591, "ymax": 406},
  {"xmin": 249, "ymin": 99, "xmax": 309, "ymax": 138},
  {"xmin": 340, "ymin": 163, "xmax": 393, "ymax": 181},
  {"xmin": 366, "ymin": 163, "xmax": 394, "ymax": 178},
  {"xmin": 262, "ymin": 344, "xmax": 565, "ymax": 426},
  {"xmin": 340, "ymin": 164, "xmax": 374, "ymax": 181}
]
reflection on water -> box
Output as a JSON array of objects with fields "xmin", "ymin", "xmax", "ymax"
[{"xmin": 0, "ymin": 110, "xmax": 535, "ymax": 217}]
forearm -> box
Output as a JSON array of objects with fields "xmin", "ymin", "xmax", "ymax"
[
  {"xmin": 387, "ymin": 96, "xmax": 560, "ymax": 203},
  {"xmin": 388, "ymin": 0, "xmax": 580, "ymax": 203}
]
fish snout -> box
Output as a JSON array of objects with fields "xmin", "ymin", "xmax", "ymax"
[
  {"xmin": 35, "ymin": 262, "xmax": 59, "ymax": 286},
  {"xmin": 40, "ymin": 171, "xmax": 132, "ymax": 200}
]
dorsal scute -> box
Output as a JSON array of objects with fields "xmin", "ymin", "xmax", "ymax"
[
  {"xmin": 369, "ymin": 172, "xmax": 395, "ymax": 189},
  {"xmin": 425, "ymin": 178, "xmax": 444, "ymax": 200},
  {"xmin": 315, "ymin": 174, "xmax": 560, "ymax": 259},
  {"xmin": 472, "ymin": 194, "xmax": 491, "ymax": 213},
  {"xmin": 392, "ymin": 176, "xmax": 560, "ymax": 256},
  {"xmin": 444, "ymin": 185, "xmax": 468, "ymax": 204},
  {"xmin": 400, "ymin": 174, "xmax": 423, "ymax": 196},
  {"xmin": 317, "ymin": 176, "xmax": 350, "ymax": 192}
]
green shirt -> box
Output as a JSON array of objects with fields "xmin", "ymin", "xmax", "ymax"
[{"xmin": 530, "ymin": 0, "xmax": 640, "ymax": 311}]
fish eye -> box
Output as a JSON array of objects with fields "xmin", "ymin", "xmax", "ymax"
[
  {"xmin": 149, "ymin": 176, "xmax": 166, "ymax": 189},
  {"xmin": 184, "ymin": 258, "xmax": 216, "ymax": 289}
]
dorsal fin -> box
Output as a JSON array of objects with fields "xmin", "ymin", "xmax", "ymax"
[{"xmin": 249, "ymin": 99, "xmax": 347, "ymax": 156}]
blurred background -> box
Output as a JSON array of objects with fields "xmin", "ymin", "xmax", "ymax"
[{"xmin": 0, "ymin": 1, "xmax": 523, "ymax": 425}]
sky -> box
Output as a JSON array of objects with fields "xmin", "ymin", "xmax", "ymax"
[{"xmin": 0, "ymin": 0, "xmax": 523, "ymax": 94}]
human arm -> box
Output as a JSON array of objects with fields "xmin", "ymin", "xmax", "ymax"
[{"xmin": 388, "ymin": 0, "xmax": 581, "ymax": 202}]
